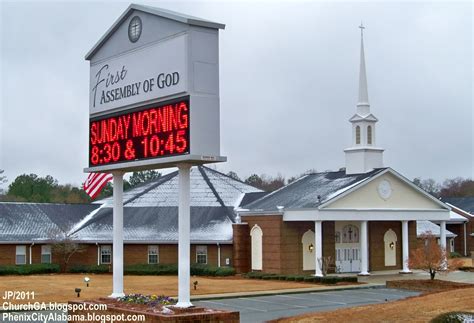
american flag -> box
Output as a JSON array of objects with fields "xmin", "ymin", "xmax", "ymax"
[{"xmin": 83, "ymin": 172, "xmax": 113, "ymax": 199}]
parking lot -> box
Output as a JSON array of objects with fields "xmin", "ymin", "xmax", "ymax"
[{"xmin": 194, "ymin": 287, "xmax": 421, "ymax": 322}]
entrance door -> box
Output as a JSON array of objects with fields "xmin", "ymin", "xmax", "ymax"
[{"xmin": 336, "ymin": 247, "xmax": 360, "ymax": 273}]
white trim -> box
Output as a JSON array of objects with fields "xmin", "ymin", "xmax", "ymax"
[
  {"xmin": 195, "ymin": 245, "xmax": 208, "ymax": 265},
  {"xmin": 319, "ymin": 168, "xmax": 450, "ymax": 210},
  {"xmin": 250, "ymin": 224, "xmax": 263, "ymax": 271},
  {"xmin": 100, "ymin": 245, "xmax": 112, "ymax": 264},
  {"xmin": 16, "ymin": 245, "xmax": 27, "ymax": 265},
  {"xmin": 284, "ymin": 209, "xmax": 449, "ymax": 221},
  {"xmin": 41, "ymin": 245, "xmax": 52, "ymax": 264},
  {"xmin": 148, "ymin": 245, "xmax": 159, "ymax": 264}
]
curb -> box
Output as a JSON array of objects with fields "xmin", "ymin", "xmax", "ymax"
[{"xmin": 190, "ymin": 283, "xmax": 385, "ymax": 301}]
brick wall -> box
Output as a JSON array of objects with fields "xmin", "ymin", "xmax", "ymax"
[
  {"xmin": 243, "ymin": 215, "xmax": 283, "ymax": 273},
  {"xmin": 238, "ymin": 216, "xmax": 336, "ymax": 275},
  {"xmin": 0, "ymin": 243, "xmax": 231, "ymax": 268},
  {"xmin": 368, "ymin": 221, "xmax": 417, "ymax": 271},
  {"xmin": 232, "ymin": 223, "xmax": 250, "ymax": 273}
]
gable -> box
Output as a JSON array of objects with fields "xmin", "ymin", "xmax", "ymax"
[
  {"xmin": 90, "ymin": 9, "xmax": 189, "ymax": 63},
  {"xmin": 324, "ymin": 172, "xmax": 445, "ymax": 210}
]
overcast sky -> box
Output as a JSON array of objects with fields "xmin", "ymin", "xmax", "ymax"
[{"xmin": 0, "ymin": 0, "xmax": 472, "ymax": 190}]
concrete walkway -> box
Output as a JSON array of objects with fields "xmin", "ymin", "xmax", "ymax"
[
  {"xmin": 190, "ymin": 270, "xmax": 473, "ymax": 301},
  {"xmin": 194, "ymin": 287, "xmax": 421, "ymax": 323}
]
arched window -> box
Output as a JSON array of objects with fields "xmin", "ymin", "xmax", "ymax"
[
  {"xmin": 367, "ymin": 126, "xmax": 372, "ymax": 145},
  {"xmin": 301, "ymin": 230, "xmax": 315, "ymax": 270},
  {"xmin": 250, "ymin": 225, "xmax": 263, "ymax": 271},
  {"xmin": 383, "ymin": 229, "xmax": 397, "ymax": 266},
  {"xmin": 342, "ymin": 225, "xmax": 359, "ymax": 243},
  {"xmin": 355, "ymin": 126, "xmax": 361, "ymax": 144}
]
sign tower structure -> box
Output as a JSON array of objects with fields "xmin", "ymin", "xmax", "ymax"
[{"xmin": 85, "ymin": 4, "xmax": 225, "ymax": 308}]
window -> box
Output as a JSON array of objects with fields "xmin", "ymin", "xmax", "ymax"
[
  {"xmin": 148, "ymin": 245, "xmax": 159, "ymax": 264},
  {"xmin": 196, "ymin": 246, "xmax": 207, "ymax": 264},
  {"xmin": 367, "ymin": 126, "xmax": 372, "ymax": 144},
  {"xmin": 41, "ymin": 245, "xmax": 52, "ymax": 264},
  {"xmin": 250, "ymin": 225, "xmax": 263, "ymax": 270},
  {"xmin": 101, "ymin": 245, "xmax": 112, "ymax": 264},
  {"xmin": 355, "ymin": 126, "xmax": 361, "ymax": 144},
  {"xmin": 342, "ymin": 225, "xmax": 359, "ymax": 243},
  {"xmin": 16, "ymin": 246, "xmax": 26, "ymax": 265}
]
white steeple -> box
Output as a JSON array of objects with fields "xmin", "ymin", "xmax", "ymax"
[{"xmin": 344, "ymin": 23, "xmax": 384, "ymax": 175}]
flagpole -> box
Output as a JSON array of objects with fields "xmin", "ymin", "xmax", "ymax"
[{"xmin": 110, "ymin": 171, "xmax": 125, "ymax": 298}]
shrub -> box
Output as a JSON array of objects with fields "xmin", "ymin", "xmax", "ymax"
[
  {"xmin": 449, "ymin": 252, "xmax": 463, "ymax": 259},
  {"xmin": 125, "ymin": 264, "xmax": 177, "ymax": 275},
  {"xmin": 190, "ymin": 264, "xmax": 235, "ymax": 276},
  {"xmin": 118, "ymin": 294, "xmax": 176, "ymax": 306},
  {"xmin": 0, "ymin": 264, "xmax": 60, "ymax": 275},
  {"xmin": 122, "ymin": 264, "xmax": 235, "ymax": 276},
  {"xmin": 68, "ymin": 264, "xmax": 109, "ymax": 274},
  {"xmin": 430, "ymin": 312, "xmax": 474, "ymax": 323},
  {"xmin": 321, "ymin": 276, "xmax": 338, "ymax": 284}
]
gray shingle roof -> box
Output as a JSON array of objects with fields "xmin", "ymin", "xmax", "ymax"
[
  {"xmin": 442, "ymin": 197, "xmax": 474, "ymax": 215},
  {"xmin": 242, "ymin": 168, "xmax": 387, "ymax": 212},
  {"xmin": 0, "ymin": 203, "xmax": 100, "ymax": 242},
  {"xmin": 0, "ymin": 166, "xmax": 261, "ymax": 243},
  {"xmin": 417, "ymin": 220, "xmax": 456, "ymax": 238}
]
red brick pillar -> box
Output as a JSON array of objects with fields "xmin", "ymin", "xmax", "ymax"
[{"xmin": 232, "ymin": 223, "xmax": 250, "ymax": 274}]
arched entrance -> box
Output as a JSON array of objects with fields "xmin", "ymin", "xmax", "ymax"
[
  {"xmin": 301, "ymin": 230, "xmax": 315, "ymax": 270},
  {"xmin": 250, "ymin": 225, "xmax": 263, "ymax": 270},
  {"xmin": 384, "ymin": 229, "xmax": 397, "ymax": 266}
]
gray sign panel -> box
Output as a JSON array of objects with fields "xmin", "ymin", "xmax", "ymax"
[{"xmin": 89, "ymin": 34, "xmax": 187, "ymax": 116}]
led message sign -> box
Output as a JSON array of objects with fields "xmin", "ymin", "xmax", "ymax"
[{"xmin": 89, "ymin": 97, "xmax": 189, "ymax": 167}]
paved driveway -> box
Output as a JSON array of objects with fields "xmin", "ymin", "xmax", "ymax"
[{"xmin": 194, "ymin": 287, "xmax": 420, "ymax": 323}]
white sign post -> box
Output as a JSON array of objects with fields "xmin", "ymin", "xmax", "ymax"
[
  {"xmin": 84, "ymin": 5, "xmax": 225, "ymax": 308},
  {"xmin": 176, "ymin": 164, "xmax": 192, "ymax": 307},
  {"xmin": 111, "ymin": 172, "xmax": 125, "ymax": 298}
]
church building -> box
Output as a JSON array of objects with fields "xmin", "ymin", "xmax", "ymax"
[{"xmin": 232, "ymin": 26, "xmax": 452, "ymax": 276}]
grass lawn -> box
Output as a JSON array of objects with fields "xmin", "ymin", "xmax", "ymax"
[
  {"xmin": 0, "ymin": 274, "xmax": 322, "ymax": 304},
  {"xmin": 274, "ymin": 286, "xmax": 474, "ymax": 322}
]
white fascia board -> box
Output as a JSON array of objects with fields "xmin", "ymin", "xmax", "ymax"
[
  {"xmin": 240, "ymin": 211, "xmax": 284, "ymax": 216},
  {"xmin": 445, "ymin": 203, "xmax": 473, "ymax": 218},
  {"xmin": 283, "ymin": 209, "xmax": 319, "ymax": 221},
  {"xmin": 319, "ymin": 209, "xmax": 449, "ymax": 221},
  {"xmin": 283, "ymin": 208, "xmax": 449, "ymax": 221}
]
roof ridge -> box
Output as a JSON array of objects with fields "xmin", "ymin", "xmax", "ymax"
[
  {"xmin": 243, "ymin": 173, "xmax": 311, "ymax": 209},
  {"xmin": 198, "ymin": 166, "xmax": 236, "ymax": 223},
  {"xmin": 201, "ymin": 166, "xmax": 263, "ymax": 191}
]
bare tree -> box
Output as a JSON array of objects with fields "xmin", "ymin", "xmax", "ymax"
[
  {"xmin": 48, "ymin": 228, "xmax": 86, "ymax": 272},
  {"xmin": 408, "ymin": 232, "xmax": 463, "ymax": 280},
  {"xmin": 317, "ymin": 256, "xmax": 335, "ymax": 277}
]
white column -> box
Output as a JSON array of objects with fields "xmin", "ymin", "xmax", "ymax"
[
  {"xmin": 97, "ymin": 243, "xmax": 100, "ymax": 266},
  {"xmin": 440, "ymin": 221, "xmax": 447, "ymax": 270},
  {"xmin": 110, "ymin": 172, "xmax": 124, "ymax": 298},
  {"xmin": 217, "ymin": 243, "xmax": 221, "ymax": 267},
  {"xmin": 401, "ymin": 220, "xmax": 411, "ymax": 273},
  {"xmin": 359, "ymin": 221, "xmax": 370, "ymax": 275},
  {"xmin": 175, "ymin": 164, "xmax": 193, "ymax": 308},
  {"xmin": 314, "ymin": 221, "xmax": 323, "ymax": 277}
]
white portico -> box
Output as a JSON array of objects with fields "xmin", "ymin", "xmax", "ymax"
[{"xmin": 237, "ymin": 25, "xmax": 451, "ymax": 276}]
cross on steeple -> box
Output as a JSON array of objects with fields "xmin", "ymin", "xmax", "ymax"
[{"xmin": 359, "ymin": 22, "xmax": 365, "ymax": 38}]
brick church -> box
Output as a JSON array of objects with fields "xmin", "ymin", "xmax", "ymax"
[{"xmin": 1, "ymin": 8, "xmax": 472, "ymax": 276}]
